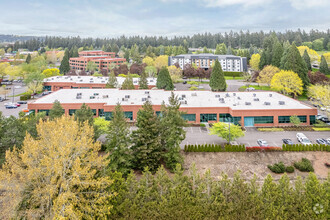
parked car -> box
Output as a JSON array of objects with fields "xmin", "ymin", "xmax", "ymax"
[
  {"xmin": 282, "ymin": 139, "xmax": 294, "ymax": 145},
  {"xmin": 320, "ymin": 117, "xmax": 330, "ymax": 123},
  {"xmin": 326, "ymin": 138, "xmax": 330, "ymax": 145},
  {"xmin": 4, "ymin": 102, "xmax": 14, "ymax": 106},
  {"xmin": 183, "ymin": 81, "xmax": 187, "ymax": 84},
  {"xmin": 0, "ymin": 97, "xmax": 4, "ymax": 102},
  {"xmin": 316, "ymin": 138, "xmax": 328, "ymax": 145},
  {"xmin": 17, "ymin": 101, "xmax": 28, "ymax": 104},
  {"xmin": 246, "ymin": 87, "xmax": 255, "ymax": 91},
  {"xmin": 316, "ymin": 115, "xmax": 325, "ymax": 120},
  {"xmin": 257, "ymin": 139, "xmax": 269, "ymax": 147},
  {"xmin": 1, "ymin": 80, "xmax": 12, "ymax": 85},
  {"xmin": 22, "ymin": 108, "xmax": 29, "ymax": 113},
  {"xmin": 182, "ymin": 76, "xmax": 187, "ymax": 79},
  {"xmin": 42, "ymin": 91, "xmax": 52, "ymax": 96},
  {"xmin": 230, "ymin": 141, "xmax": 239, "ymax": 146},
  {"xmin": 296, "ymin": 133, "xmax": 312, "ymax": 145},
  {"xmin": 5, "ymin": 104, "xmax": 17, "ymax": 109}
]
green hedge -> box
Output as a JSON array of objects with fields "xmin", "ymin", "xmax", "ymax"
[
  {"xmin": 294, "ymin": 158, "xmax": 314, "ymax": 172},
  {"xmin": 267, "ymin": 162, "xmax": 295, "ymax": 174},
  {"xmin": 20, "ymin": 94, "xmax": 31, "ymax": 100},
  {"xmin": 282, "ymin": 144, "xmax": 330, "ymax": 152},
  {"xmin": 223, "ymin": 71, "xmax": 243, "ymax": 77},
  {"xmin": 184, "ymin": 144, "xmax": 245, "ymax": 152}
]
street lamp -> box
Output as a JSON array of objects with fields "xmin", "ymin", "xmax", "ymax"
[{"xmin": 228, "ymin": 117, "xmax": 231, "ymax": 144}]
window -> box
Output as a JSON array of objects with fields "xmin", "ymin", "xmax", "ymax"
[
  {"xmin": 43, "ymin": 86, "xmax": 51, "ymax": 91},
  {"xmin": 72, "ymin": 87, "xmax": 79, "ymax": 89},
  {"xmin": 156, "ymin": 111, "xmax": 163, "ymax": 117},
  {"xmin": 278, "ymin": 116, "xmax": 290, "ymax": 123},
  {"xmin": 182, "ymin": 114, "xmax": 196, "ymax": 122},
  {"xmin": 298, "ymin": 115, "xmax": 307, "ymax": 123},
  {"xmin": 80, "ymin": 87, "xmax": 90, "ymax": 89},
  {"xmin": 254, "ymin": 116, "xmax": 273, "ymax": 124},
  {"xmin": 124, "ymin": 111, "xmax": 133, "ymax": 120},
  {"xmin": 38, "ymin": 109, "xmax": 50, "ymax": 116},
  {"xmin": 310, "ymin": 115, "xmax": 316, "ymax": 125},
  {"xmin": 219, "ymin": 114, "xmax": 241, "ymax": 125},
  {"xmin": 69, "ymin": 109, "xmax": 76, "ymax": 116},
  {"xmin": 98, "ymin": 109, "xmax": 104, "ymax": 117},
  {"xmin": 200, "ymin": 113, "xmax": 217, "ymax": 122},
  {"xmin": 92, "ymin": 109, "xmax": 97, "ymax": 116},
  {"xmin": 104, "ymin": 112, "xmax": 112, "ymax": 121}
]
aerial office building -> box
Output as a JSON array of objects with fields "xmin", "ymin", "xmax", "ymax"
[
  {"xmin": 168, "ymin": 53, "xmax": 247, "ymax": 72},
  {"xmin": 28, "ymin": 89, "xmax": 317, "ymax": 127},
  {"xmin": 43, "ymin": 76, "xmax": 157, "ymax": 91},
  {"xmin": 69, "ymin": 50, "xmax": 126, "ymax": 71}
]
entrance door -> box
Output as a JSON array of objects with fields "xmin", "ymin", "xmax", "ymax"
[{"xmin": 244, "ymin": 117, "xmax": 254, "ymax": 127}]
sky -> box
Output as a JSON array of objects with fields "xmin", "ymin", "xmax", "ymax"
[{"xmin": 0, "ymin": 0, "xmax": 329, "ymax": 37}]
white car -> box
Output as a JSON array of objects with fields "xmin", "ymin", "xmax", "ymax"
[
  {"xmin": 246, "ymin": 87, "xmax": 255, "ymax": 91},
  {"xmin": 296, "ymin": 133, "xmax": 312, "ymax": 145}
]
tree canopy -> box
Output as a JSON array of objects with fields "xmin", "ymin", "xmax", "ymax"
[{"xmin": 209, "ymin": 59, "xmax": 226, "ymax": 91}]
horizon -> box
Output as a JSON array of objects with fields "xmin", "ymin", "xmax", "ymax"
[{"xmin": 0, "ymin": 0, "xmax": 330, "ymax": 37}]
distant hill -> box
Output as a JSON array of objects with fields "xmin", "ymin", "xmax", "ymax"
[{"xmin": 0, "ymin": 34, "xmax": 43, "ymax": 43}]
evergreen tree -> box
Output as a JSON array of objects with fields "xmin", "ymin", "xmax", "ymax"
[
  {"xmin": 25, "ymin": 54, "xmax": 31, "ymax": 64},
  {"xmin": 156, "ymin": 66, "xmax": 174, "ymax": 90},
  {"xmin": 72, "ymin": 46, "xmax": 79, "ymax": 57},
  {"xmin": 49, "ymin": 100, "xmax": 64, "ymax": 120},
  {"xmin": 159, "ymin": 93, "xmax": 187, "ymax": 171},
  {"xmin": 302, "ymin": 50, "xmax": 312, "ymax": 71},
  {"xmin": 124, "ymin": 50, "xmax": 130, "ymax": 62},
  {"xmin": 139, "ymin": 71, "xmax": 149, "ymax": 89},
  {"xmin": 121, "ymin": 74, "xmax": 135, "ymax": 89},
  {"xmin": 319, "ymin": 55, "xmax": 329, "ymax": 74},
  {"xmin": 271, "ymin": 41, "xmax": 283, "ymax": 68},
  {"xmin": 74, "ymin": 103, "xmax": 94, "ymax": 126},
  {"xmin": 106, "ymin": 103, "xmax": 132, "ymax": 176},
  {"xmin": 282, "ymin": 42, "xmax": 310, "ymax": 87},
  {"xmin": 59, "ymin": 48, "xmax": 70, "ymax": 74},
  {"xmin": 259, "ymin": 50, "xmax": 268, "ymax": 70},
  {"xmin": 209, "ymin": 59, "xmax": 227, "ymax": 91},
  {"xmin": 280, "ymin": 41, "xmax": 291, "ymax": 69},
  {"xmin": 131, "ymin": 101, "xmax": 161, "ymax": 172},
  {"xmin": 106, "ymin": 71, "xmax": 117, "ymax": 88}
]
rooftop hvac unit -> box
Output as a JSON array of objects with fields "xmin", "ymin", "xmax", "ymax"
[
  {"xmin": 78, "ymin": 76, "xmax": 81, "ymax": 78},
  {"xmin": 125, "ymin": 95, "xmax": 130, "ymax": 98},
  {"xmin": 147, "ymin": 95, "xmax": 151, "ymax": 98},
  {"xmin": 253, "ymin": 98, "xmax": 259, "ymax": 101},
  {"xmin": 269, "ymin": 94, "xmax": 272, "ymax": 97},
  {"xmin": 80, "ymin": 80, "xmax": 83, "ymax": 82},
  {"xmin": 76, "ymin": 96, "xmax": 82, "ymax": 99},
  {"xmin": 182, "ymin": 94, "xmax": 186, "ymax": 98},
  {"xmin": 226, "ymin": 93, "xmax": 230, "ymax": 97},
  {"xmin": 133, "ymin": 81, "xmax": 137, "ymax": 83},
  {"xmin": 145, "ymin": 91, "xmax": 150, "ymax": 94},
  {"xmin": 70, "ymin": 78, "xmax": 73, "ymax": 81},
  {"xmin": 150, "ymin": 80, "xmax": 154, "ymax": 82},
  {"xmin": 264, "ymin": 102, "xmax": 271, "ymax": 105},
  {"xmin": 180, "ymin": 100, "xmax": 187, "ymax": 104},
  {"xmin": 94, "ymin": 93, "xmax": 99, "ymax": 96},
  {"xmin": 279, "ymin": 101, "xmax": 285, "ymax": 105},
  {"xmin": 237, "ymin": 97, "xmax": 241, "ymax": 100},
  {"xmin": 90, "ymin": 96, "xmax": 95, "ymax": 99},
  {"xmin": 103, "ymin": 95, "xmax": 109, "ymax": 98},
  {"xmin": 191, "ymin": 92, "xmax": 197, "ymax": 96},
  {"xmin": 101, "ymin": 81, "xmax": 105, "ymax": 83},
  {"xmin": 245, "ymin": 102, "xmax": 251, "ymax": 105},
  {"xmin": 233, "ymin": 93, "xmax": 236, "ymax": 96},
  {"xmin": 77, "ymin": 93, "xmax": 82, "ymax": 96},
  {"xmin": 215, "ymin": 94, "xmax": 220, "ymax": 98},
  {"xmin": 142, "ymin": 98, "xmax": 147, "ymax": 101},
  {"xmin": 253, "ymin": 93, "xmax": 256, "ymax": 97}
]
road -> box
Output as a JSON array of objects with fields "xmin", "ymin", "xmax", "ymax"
[
  {"xmin": 180, "ymin": 127, "xmax": 330, "ymax": 148},
  {"xmin": 0, "ymin": 82, "xmax": 28, "ymax": 117}
]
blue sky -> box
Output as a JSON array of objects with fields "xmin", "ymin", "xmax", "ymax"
[{"xmin": 0, "ymin": 0, "xmax": 329, "ymax": 37}]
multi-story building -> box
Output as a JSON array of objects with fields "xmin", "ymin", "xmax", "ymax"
[
  {"xmin": 69, "ymin": 50, "xmax": 126, "ymax": 71},
  {"xmin": 43, "ymin": 76, "xmax": 157, "ymax": 91},
  {"xmin": 168, "ymin": 53, "xmax": 247, "ymax": 72},
  {"xmin": 28, "ymin": 89, "xmax": 317, "ymax": 127}
]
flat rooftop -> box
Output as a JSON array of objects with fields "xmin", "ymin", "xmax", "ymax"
[
  {"xmin": 44, "ymin": 76, "xmax": 157, "ymax": 86},
  {"xmin": 31, "ymin": 89, "xmax": 314, "ymax": 110}
]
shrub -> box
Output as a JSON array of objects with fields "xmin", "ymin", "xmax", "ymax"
[
  {"xmin": 20, "ymin": 94, "xmax": 31, "ymax": 100},
  {"xmin": 268, "ymin": 162, "xmax": 286, "ymax": 173},
  {"xmin": 118, "ymin": 74, "xmax": 127, "ymax": 77},
  {"xmin": 312, "ymin": 127, "xmax": 330, "ymax": 131},
  {"xmin": 187, "ymin": 81, "xmax": 200, "ymax": 85},
  {"xmin": 130, "ymin": 74, "xmax": 140, "ymax": 78},
  {"xmin": 258, "ymin": 128, "xmax": 284, "ymax": 132},
  {"xmin": 246, "ymin": 147, "xmax": 282, "ymax": 152},
  {"xmin": 285, "ymin": 166, "xmax": 295, "ymax": 173},
  {"xmin": 294, "ymin": 158, "xmax": 314, "ymax": 172},
  {"xmin": 189, "ymin": 86, "xmax": 198, "ymax": 90},
  {"xmin": 223, "ymin": 71, "xmax": 242, "ymax": 77},
  {"xmin": 200, "ymin": 123, "xmax": 206, "ymax": 127}
]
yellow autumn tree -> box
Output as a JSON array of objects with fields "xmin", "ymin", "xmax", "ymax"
[
  {"xmin": 154, "ymin": 55, "xmax": 169, "ymax": 70},
  {"xmin": 0, "ymin": 62, "xmax": 10, "ymax": 78},
  {"xmin": 0, "ymin": 116, "xmax": 113, "ymax": 219},
  {"xmin": 270, "ymin": 70, "xmax": 303, "ymax": 97},
  {"xmin": 308, "ymin": 84, "xmax": 330, "ymax": 117},
  {"xmin": 5, "ymin": 65, "xmax": 22, "ymax": 80},
  {"xmin": 250, "ymin": 53, "xmax": 261, "ymax": 70},
  {"xmin": 297, "ymin": 46, "xmax": 320, "ymax": 63},
  {"xmin": 322, "ymin": 52, "xmax": 330, "ymax": 63},
  {"xmin": 167, "ymin": 65, "xmax": 182, "ymax": 83},
  {"xmin": 42, "ymin": 68, "xmax": 60, "ymax": 78},
  {"xmin": 257, "ymin": 65, "xmax": 280, "ymax": 86},
  {"xmin": 142, "ymin": 56, "xmax": 154, "ymax": 66}
]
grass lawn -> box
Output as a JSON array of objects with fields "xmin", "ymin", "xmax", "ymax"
[
  {"xmin": 327, "ymin": 75, "xmax": 330, "ymax": 79},
  {"xmin": 225, "ymin": 76, "xmax": 244, "ymax": 80}
]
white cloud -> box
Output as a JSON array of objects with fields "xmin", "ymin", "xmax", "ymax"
[
  {"xmin": 289, "ymin": 0, "xmax": 330, "ymax": 10},
  {"xmin": 203, "ymin": 0, "xmax": 273, "ymax": 8}
]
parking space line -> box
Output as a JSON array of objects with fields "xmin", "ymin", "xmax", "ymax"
[
  {"xmin": 273, "ymin": 142, "xmax": 278, "ymax": 147},
  {"xmin": 199, "ymin": 128, "xmax": 202, "ymax": 133}
]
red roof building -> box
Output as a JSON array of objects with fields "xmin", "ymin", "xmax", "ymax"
[{"xmin": 69, "ymin": 50, "xmax": 125, "ymax": 71}]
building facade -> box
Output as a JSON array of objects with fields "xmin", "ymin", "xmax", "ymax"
[
  {"xmin": 69, "ymin": 50, "xmax": 126, "ymax": 71},
  {"xmin": 28, "ymin": 89, "xmax": 317, "ymax": 127},
  {"xmin": 168, "ymin": 53, "xmax": 247, "ymax": 72},
  {"xmin": 43, "ymin": 76, "xmax": 157, "ymax": 91}
]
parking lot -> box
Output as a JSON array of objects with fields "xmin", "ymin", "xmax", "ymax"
[
  {"xmin": 180, "ymin": 127, "xmax": 330, "ymax": 148},
  {"xmin": 0, "ymin": 83, "xmax": 28, "ymax": 117}
]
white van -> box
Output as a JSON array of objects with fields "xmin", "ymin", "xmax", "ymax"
[{"xmin": 296, "ymin": 133, "xmax": 312, "ymax": 145}]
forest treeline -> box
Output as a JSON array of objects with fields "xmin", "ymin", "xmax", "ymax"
[{"xmin": 4, "ymin": 29, "xmax": 330, "ymax": 51}]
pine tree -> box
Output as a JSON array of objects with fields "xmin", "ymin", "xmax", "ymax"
[
  {"xmin": 282, "ymin": 42, "xmax": 310, "ymax": 87},
  {"xmin": 131, "ymin": 101, "xmax": 161, "ymax": 172},
  {"xmin": 74, "ymin": 103, "xmax": 94, "ymax": 126},
  {"xmin": 160, "ymin": 93, "xmax": 187, "ymax": 171},
  {"xmin": 259, "ymin": 50, "xmax": 268, "ymax": 70},
  {"xmin": 106, "ymin": 71, "xmax": 117, "ymax": 88},
  {"xmin": 209, "ymin": 59, "xmax": 227, "ymax": 91},
  {"xmin": 319, "ymin": 55, "xmax": 329, "ymax": 74},
  {"xmin": 49, "ymin": 100, "xmax": 64, "ymax": 120},
  {"xmin": 59, "ymin": 49, "xmax": 70, "ymax": 74},
  {"xmin": 106, "ymin": 103, "xmax": 133, "ymax": 176},
  {"xmin": 124, "ymin": 50, "xmax": 130, "ymax": 62},
  {"xmin": 271, "ymin": 41, "xmax": 283, "ymax": 68},
  {"xmin": 25, "ymin": 54, "xmax": 31, "ymax": 64},
  {"xmin": 139, "ymin": 71, "xmax": 149, "ymax": 89},
  {"xmin": 156, "ymin": 66, "xmax": 174, "ymax": 90},
  {"xmin": 72, "ymin": 46, "xmax": 79, "ymax": 57},
  {"xmin": 280, "ymin": 41, "xmax": 291, "ymax": 69},
  {"xmin": 121, "ymin": 74, "xmax": 135, "ymax": 89},
  {"xmin": 302, "ymin": 50, "xmax": 312, "ymax": 71}
]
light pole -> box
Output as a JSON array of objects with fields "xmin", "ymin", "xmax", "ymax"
[{"xmin": 228, "ymin": 117, "xmax": 231, "ymax": 144}]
